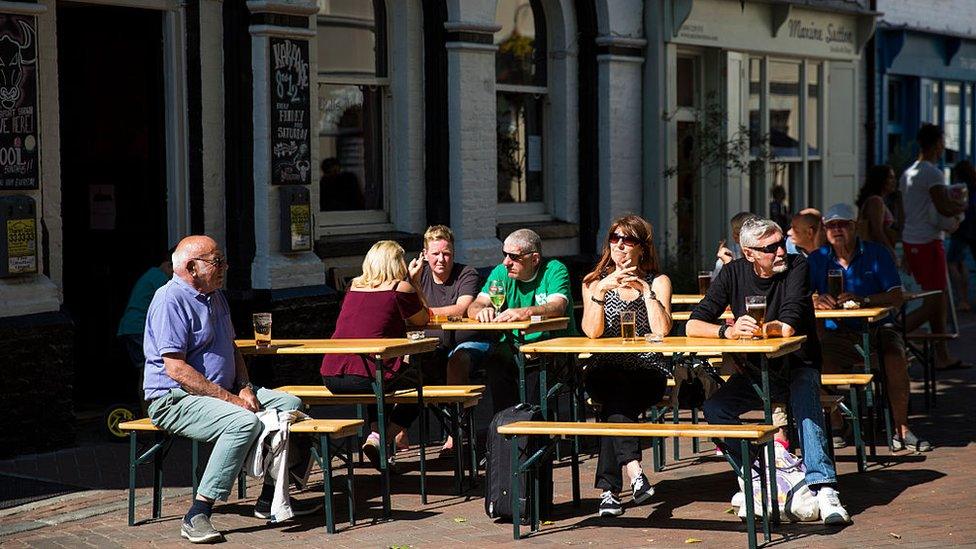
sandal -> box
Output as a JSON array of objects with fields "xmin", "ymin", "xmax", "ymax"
[{"xmin": 891, "ymin": 431, "xmax": 932, "ymax": 452}]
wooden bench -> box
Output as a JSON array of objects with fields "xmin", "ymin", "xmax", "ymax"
[
  {"xmin": 496, "ymin": 421, "xmax": 779, "ymax": 549},
  {"xmin": 820, "ymin": 373, "xmax": 874, "ymax": 471},
  {"xmin": 276, "ymin": 384, "xmax": 484, "ymax": 500},
  {"xmin": 905, "ymin": 332, "xmax": 958, "ymax": 410},
  {"xmin": 119, "ymin": 418, "xmax": 363, "ymax": 533}
]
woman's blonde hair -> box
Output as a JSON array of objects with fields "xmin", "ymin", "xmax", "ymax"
[{"xmin": 353, "ymin": 240, "xmax": 408, "ymax": 288}]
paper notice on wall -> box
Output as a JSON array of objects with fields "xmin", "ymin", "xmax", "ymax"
[
  {"xmin": 290, "ymin": 204, "xmax": 311, "ymax": 251},
  {"xmin": 527, "ymin": 135, "xmax": 542, "ymax": 172},
  {"xmin": 7, "ymin": 218, "xmax": 36, "ymax": 274},
  {"xmin": 89, "ymin": 185, "xmax": 116, "ymax": 230}
]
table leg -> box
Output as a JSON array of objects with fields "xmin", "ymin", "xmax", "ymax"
[
  {"xmin": 510, "ymin": 435, "xmax": 522, "ymax": 540},
  {"xmin": 539, "ymin": 354, "xmax": 549, "ymax": 419},
  {"xmin": 515, "ymin": 334, "xmax": 527, "ymax": 405},
  {"xmin": 760, "ymin": 355, "xmax": 780, "ymax": 525},
  {"xmin": 371, "ymin": 356, "xmax": 391, "ymax": 518},
  {"xmin": 859, "ymin": 327, "xmax": 878, "ymax": 458},
  {"xmin": 416, "ymin": 357, "xmax": 427, "ymax": 504},
  {"xmin": 849, "ymin": 386, "xmax": 866, "ymax": 472},
  {"xmin": 872, "ymin": 327, "xmax": 894, "ymax": 453},
  {"xmin": 346, "ymin": 437, "xmax": 356, "ymax": 527},
  {"xmin": 321, "ymin": 434, "xmax": 335, "ymax": 534},
  {"xmin": 570, "ymin": 355, "xmax": 581, "ymax": 505},
  {"xmin": 741, "ymin": 439, "xmax": 758, "ymax": 549}
]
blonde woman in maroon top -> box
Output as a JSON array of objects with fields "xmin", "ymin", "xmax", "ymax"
[{"xmin": 321, "ymin": 240, "xmax": 429, "ymax": 469}]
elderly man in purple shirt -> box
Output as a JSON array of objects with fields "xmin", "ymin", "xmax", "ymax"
[{"xmin": 144, "ymin": 235, "xmax": 313, "ymax": 543}]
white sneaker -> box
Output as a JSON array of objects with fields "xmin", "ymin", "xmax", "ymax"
[
  {"xmin": 816, "ymin": 486, "xmax": 851, "ymax": 525},
  {"xmin": 731, "ymin": 491, "xmax": 745, "ymax": 510}
]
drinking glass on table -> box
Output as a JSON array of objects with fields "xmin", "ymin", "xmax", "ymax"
[
  {"xmin": 697, "ymin": 271, "xmax": 713, "ymax": 294},
  {"xmin": 620, "ymin": 310, "xmax": 637, "ymax": 343},
  {"xmin": 252, "ymin": 313, "xmax": 272, "ymax": 348},
  {"xmin": 827, "ymin": 269, "xmax": 844, "ymax": 306},
  {"xmin": 744, "ymin": 296, "xmax": 766, "ymax": 339},
  {"xmin": 488, "ymin": 281, "xmax": 506, "ymax": 316}
]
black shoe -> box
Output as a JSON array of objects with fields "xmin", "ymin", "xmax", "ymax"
[
  {"xmin": 254, "ymin": 497, "xmax": 323, "ymax": 520},
  {"xmin": 631, "ymin": 473, "xmax": 655, "ymax": 505},
  {"xmin": 598, "ymin": 491, "xmax": 623, "ymax": 517},
  {"xmin": 181, "ymin": 513, "xmax": 222, "ymax": 544}
]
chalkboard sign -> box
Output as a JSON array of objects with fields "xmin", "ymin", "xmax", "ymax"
[
  {"xmin": 269, "ymin": 37, "xmax": 311, "ymax": 186},
  {"xmin": 0, "ymin": 15, "xmax": 39, "ymax": 191}
]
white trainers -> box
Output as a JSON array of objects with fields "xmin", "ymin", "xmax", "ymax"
[
  {"xmin": 731, "ymin": 491, "xmax": 745, "ymax": 510},
  {"xmin": 816, "ymin": 486, "xmax": 851, "ymax": 525}
]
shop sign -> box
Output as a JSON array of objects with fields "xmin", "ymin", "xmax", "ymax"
[
  {"xmin": 0, "ymin": 15, "xmax": 39, "ymax": 191},
  {"xmin": 289, "ymin": 203, "xmax": 311, "ymax": 251},
  {"xmin": 6, "ymin": 217, "xmax": 35, "ymax": 274},
  {"xmin": 269, "ymin": 37, "xmax": 311, "ymax": 186},
  {"xmin": 673, "ymin": 0, "xmax": 861, "ymax": 60}
]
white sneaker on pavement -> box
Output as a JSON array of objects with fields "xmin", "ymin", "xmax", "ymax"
[{"xmin": 816, "ymin": 486, "xmax": 851, "ymax": 525}]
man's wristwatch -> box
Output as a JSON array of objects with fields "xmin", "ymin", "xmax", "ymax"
[
  {"xmin": 863, "ymin": 295, "xmax": 872, "ymax": 306},
  {"xmin": 239, "ymin": 382, "xmax": 257, "ymax": 393},
  {"xmin": 718, "ymin": 324, "xmax": 729, "ymax": 339}
]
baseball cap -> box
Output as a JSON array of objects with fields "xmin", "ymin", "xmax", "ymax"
[{"xmin": 823, "ymin": 203, "xmax": 857, "ymax": 224}]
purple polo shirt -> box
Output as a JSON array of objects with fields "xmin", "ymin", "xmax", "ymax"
[{"xmin": 142, "ymin": 276, "xmax": 237, "ymax": 400}]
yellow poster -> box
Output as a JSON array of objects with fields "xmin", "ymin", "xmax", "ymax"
[
  {"xmin": 7, "ymin": 218, "xmax": 37, "ymax": 274},
  {"xmin": 289, "ymin": 204, "xmax": 311, "ymax": 251}
]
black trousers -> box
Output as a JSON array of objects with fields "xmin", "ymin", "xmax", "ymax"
[
  {"xmin": 322, "ymin": 374, "xmax": 420, "ymax": 429},
  {"xmin": 585, "ymin": 364, "xmax": 667, "ymax": 493}
]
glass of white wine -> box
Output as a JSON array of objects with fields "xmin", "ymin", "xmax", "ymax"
[{"xmin": 488, "ymin": 281, "xmax": 506, "ymax": 317}]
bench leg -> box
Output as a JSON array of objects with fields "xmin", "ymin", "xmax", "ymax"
[
  {"xmin": 740, "ymin": 439, "xmax": 758, "ymax": 549},
  {"xmin": 510, "ymin": 434, "xmax": 522, "ymax": 540},
  {"xmin": 691, "ymin": 408, "xmax": 700, "ymax": 454},
  {"xmin": 672, "ymin": 402, "xmax": 680, "ymax": 462},
  {"xmin": 346, "ymin": 436, "xmax": 356, "ymax": 527},
  {"xmin": 128, "ymin": 432, "xmax": 137, "ymax": 527},
  {"xmin": 320, "ymin": 435, "xmax": 335, "ymax": 534},
  {"xmin": 356, "ymin": 404, "xmax": 366, "ymax": 464},
  {"xmin": 418, "ymin": 401, "xmax": 427, "ymax": 505},
  {"xmin": 759, "ymin": 357, "xmax": 780, "ymax": 525},
  {"xmin": 152, "ymin": 433, "xmax": 164, "ymax": 520}
]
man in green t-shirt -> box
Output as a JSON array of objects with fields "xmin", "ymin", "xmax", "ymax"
[{"xmin": 466, "ymin": 228, "xmax": 576, "ymax": 413}]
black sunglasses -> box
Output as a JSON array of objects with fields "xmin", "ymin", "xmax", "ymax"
[
  {"xmin": 192, "ymin": 256, "xmax": 227, "ymax": 269},
  {"xmin": 609, "ymin": 233, "xmax": 641, "ymax": 247},
  {"xmin": 746, "ymin": 240, "xmax": 786, "ymax": 254},
  {"xmin": 503, "ymin": 250, "xmax": 535, "ymax": 261}
]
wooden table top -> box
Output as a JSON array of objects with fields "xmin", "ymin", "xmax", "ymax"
[
  {"xmin": 671, "ymin": 294, "xmax": 705, "ymax": 305},
  {"xmin": 235, "ymin": 338, "xmax": 440, "ymax": 359},
  {"xmin": 426, "ymin": 316, "xmax": 569, "ymax": 334},
  {"xmin": 496, "ymin": 421, "xmax": 778, "ymax": 442},
  {"xmin": 520, "ymin": 335, "xmax": 805, "ymax": 359},
  {"xmin": 671, "ymin": 306, "xmax": 894, "ymax": 323}
]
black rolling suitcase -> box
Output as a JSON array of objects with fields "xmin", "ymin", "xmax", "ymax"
[{"xmin": 484, "ymin": 404, "xmax": 553, "ymax": 523}]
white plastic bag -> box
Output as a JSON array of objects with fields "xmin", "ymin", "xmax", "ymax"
[{"xmin": 736, "ymin": 441, "xmax": 820, "ymax": 522}]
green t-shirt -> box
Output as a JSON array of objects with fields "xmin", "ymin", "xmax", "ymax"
[
  {"xmin": 117, "ymin": 267, "xmax": 171, "ymax": 336},
  {"xmin": 480, "ymin": 258, "xmax": 578, "ymax": 342}
]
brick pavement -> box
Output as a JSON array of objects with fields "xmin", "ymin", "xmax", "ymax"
[{"xmin": 2, "ymin": 332, "xmax": 975, "ymax": 548}]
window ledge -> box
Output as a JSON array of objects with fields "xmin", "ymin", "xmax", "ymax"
[
  {"xmin": 315, "ymin": 230, "xmax": 423, "ymax": 259},
  {"xmin": 496, "ymin": 220, "xmax": 579, "ymax": 241}
]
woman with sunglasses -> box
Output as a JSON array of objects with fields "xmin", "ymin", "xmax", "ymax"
[{"xmin": 580, "ymin": 215, "xmax": 672, "ymax": 517}]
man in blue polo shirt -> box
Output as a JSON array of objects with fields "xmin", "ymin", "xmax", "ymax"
[
  {"xmin": 144, "ymin": 235, "xmax": 315, "ymax": 543},
  {"xmin": 807, "ymin": 204, "xmax": 930, "ymax": 453}
]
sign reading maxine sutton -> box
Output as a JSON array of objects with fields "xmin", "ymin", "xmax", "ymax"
[
  {"xmin": 0, "ymin": 16, "xmax": 39, "ymax": 191},
  {"xmin": 270, "ymin": 38, "xmax": 311, "ymax": 186}
]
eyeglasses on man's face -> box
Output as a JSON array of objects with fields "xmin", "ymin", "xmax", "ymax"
[
  {"xmin": 192, "ymin": 256, "xmax": 227, "ymax": 269},
  {"xmin": 609, "ymin": 233, "xmax": 641, "ymax": 247},
  {"xmin": 503, "ymin": 250, "xmax": 535, "ymax": 262},
  {"xmin": 746, "ymin": 240, "xmax": 786, "ymax": 255}
]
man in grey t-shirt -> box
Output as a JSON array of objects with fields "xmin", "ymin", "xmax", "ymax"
[{"xmin": 407, "ymin": 225, "xmax": 480, "ymax": 453}]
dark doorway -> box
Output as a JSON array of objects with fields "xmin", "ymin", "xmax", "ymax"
[{"xmin": 57, "ymin": 4, "xmax": 168, "ymax": 409}]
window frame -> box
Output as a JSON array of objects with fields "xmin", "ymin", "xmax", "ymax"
[
  {"xmin": 315, "ymin": 0, "xmax": 392, "ymax": 230},
  {"xmin": 494, "ymin": 0, "xmax": 550, "ymax": 221}
]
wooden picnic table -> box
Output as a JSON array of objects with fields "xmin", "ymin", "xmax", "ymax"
[
  {"xmin": 670, "ymin": 306, "xmax": 895, "ymax": 323},
  {"xmin": 236, "ymin": 337, "xmax": 438, "ymax": 518}
]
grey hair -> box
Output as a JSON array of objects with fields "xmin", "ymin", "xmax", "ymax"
[
  {"xmin": 739, "ymin": 217, "xmax": 783, "ymax": 247},
  {"xmin": 505, "ymin": 228, "xmax": 543, "ymax": 255}
]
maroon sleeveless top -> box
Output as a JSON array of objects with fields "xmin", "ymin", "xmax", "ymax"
[{"xmin": 320, "ymin": 289, "xmax": 424, "ymax": 379}]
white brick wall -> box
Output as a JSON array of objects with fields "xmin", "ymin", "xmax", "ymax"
[{"xmin": 876, "ymin": 0, "xmax": 976, "ymax": 37}]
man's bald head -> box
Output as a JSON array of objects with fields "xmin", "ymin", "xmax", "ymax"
[
  {"xmin": 172, "ymin": 235, "xmax": 225, "ymax": 293},
  {"xmin": 789, "ymin": 213, "xmax": 825, "ymax": 253},
  {"xmin": 798, "ymin": 207, "xmax": 821, "ymax": 217}
]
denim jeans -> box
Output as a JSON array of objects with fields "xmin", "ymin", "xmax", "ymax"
[
  {"xmin": 702, "ymin": 365, "xmax": 836, "ymax": 487},
  {"xmin": 148, "ymin": 386, "xmax": 303, "ymax": 501}
]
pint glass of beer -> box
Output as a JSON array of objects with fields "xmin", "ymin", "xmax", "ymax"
[
  {"xmin": 744, "ymin": 296, "xmax": 766, "ymax": 339},
  {"xmin": 252, "ymin": 313, "xmax": 272, "ymax": 348}
]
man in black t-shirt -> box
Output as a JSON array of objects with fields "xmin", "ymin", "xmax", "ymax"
[
  {"xmin": 407, "ymin": 225, "xmax": 481, "ymax": 454},
  {"xmin": 687, "ymin": 217, "xmax": 851, "ymax": 525}
]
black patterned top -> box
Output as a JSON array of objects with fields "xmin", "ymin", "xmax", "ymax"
[{"xmin": 589, "ymin": 272, "xmax": 669, "ymax": 374}]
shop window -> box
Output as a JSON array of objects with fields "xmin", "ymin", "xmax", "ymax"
[
  {"xmin": 768, "ymin": 61, "xmax": 801, "ymax": 158},
  {"xmin": 748, "ymin": 57, "xmax": 762, "ymax": 155},
  {"xmin": 316, "ymin": 0, "xmax": 389, "ymax": 224},
  {"xmin": 806, "ymin": 63, "xmax": 820, "ymax": 157},
  {"xmin": 886, "ymin": 77, "xmax": 905, "ymax": 161},
  {"xmin": 922, "ymin": 79, "xmax": 940, "ymax": 125},
  {"xmin": 676, "ymin": 56, "xmax": 698, "ymax": 108},
  {"xmin": 945, "ymin": 82, "xmax": 962, "ymax": 164},
  {"xmin": 495, "ymin": 0, "xmax": 547, "ymax": 210}
]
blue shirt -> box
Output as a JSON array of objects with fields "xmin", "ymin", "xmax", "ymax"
[
  {"xmin": 806, "ymin": 239, "xmax": 901, "ymax": 330},
  {"xmin": 142, "ymin": 276, "xmax": 237, "ymax": 399},
  {"xmin": 117, "ymin": 267, "xmax": 171, "ymax": 336}
]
